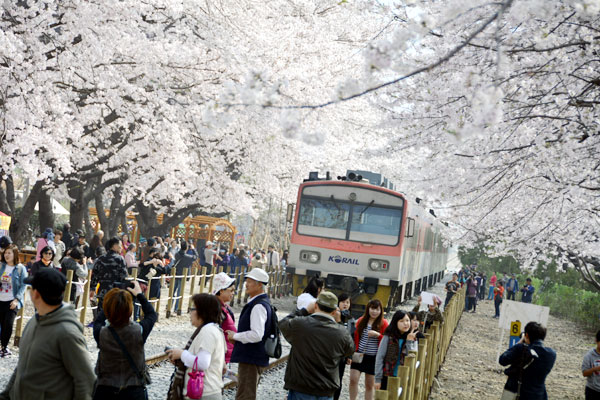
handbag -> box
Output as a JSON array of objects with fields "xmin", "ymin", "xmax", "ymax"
[
  {"xmin": 500, "ymin": 389, "xmax": 518, "ymax": 400},
  {"xmin": 108, "ymin": 327, "xmax": 152, "ymax": 386},
  {"xmin": 351, "ymin": 352, "xmax": 365, "ymax": 364},
  {"xmin": 186, "ymin": 357, "xmax": 205, "ymax": 399}
]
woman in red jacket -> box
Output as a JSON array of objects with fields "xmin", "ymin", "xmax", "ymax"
[{"xmin": 350, "ymin": 299, "xmax": 389, "ymax": 400}]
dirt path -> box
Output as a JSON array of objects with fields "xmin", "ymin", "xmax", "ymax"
[{"xmin": 429, "ymin": 297, "xmax": 592, "ymax": 399}]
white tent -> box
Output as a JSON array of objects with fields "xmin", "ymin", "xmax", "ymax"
[{"xmin": 34, "ymin": 199, "xmax": 70, "ymax": 215}]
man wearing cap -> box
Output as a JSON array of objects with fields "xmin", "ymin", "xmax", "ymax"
[
  {"xmin": 0, "ymin": 268, "xmax": 95, "ymax": 400},
  {"xmin": 227, "ymin": 268, "xmax": 273, "ymax": 400},
  {"xmin": 279, "ymin": 291, "xmax": 354, "ymax": 400},
  {"xmin": 203, "ymin": 241, "xmax": 221, "ymax": 276}
]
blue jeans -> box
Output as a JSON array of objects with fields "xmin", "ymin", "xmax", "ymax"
[
  {"xmin": 487, "ymin": 285, "xmax": 494, "ymax": 300},
  {"xmin": 287, "ymin": 390, "xmax": 333, "ymax": 400}
]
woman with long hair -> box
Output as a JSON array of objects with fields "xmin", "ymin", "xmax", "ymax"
[
  {"xmin": 0, "ymin": 245, "xmax": 27, "ymax": 357},
  {"xmin": 120, "ymin": 234, "xmax": 131, "ymax": 256},
  {"xmin": 296, "ymin": 276, "xmax": 324, "ymax": 310},
  {"xmin": 92, "ymin": 281, "xmax": 157, "ymax": 399},
  {"xmin": 374, "ymin": 310, "xmax": 419, "ymax": 390},
  {"xmin": 167, "ymin": 294, "xmax": 226, "ymax": 400},
  {"xmin": 349, "ymin": 299, "xmax": 388, "ymax": 400}
]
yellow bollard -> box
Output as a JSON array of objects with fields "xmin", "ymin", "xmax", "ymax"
[
  {"xmin": 178, "ymin": 268, "xmax": 188, "ymax": 315},
  {"xmin": 397, "ymin": 365, "xmax": 410, "ymax": 400},
  {"xmin": 63, "ymin": 270, "xmax": 74, "ymax": 303},
  {"xmin": 199, "ymin": 266, "xmax": 207, "ymax": 294},
  {"xmin": 166, "ymin": 268, "xmax": 176, "ymax": 318},
  {"xmin": 387, "ymin": 375, "xmax": 401, "ymax": 400},
  {"xmin": 188, "ymin": 266, "xmax": 197, "ymax": 312},
  {"xmin": 405, "ymin": 354, "xmax": 416, "ymax": 400},
  {"xmin": 79, "ymin": 270, "xmax": 92, "ymax": 325}
]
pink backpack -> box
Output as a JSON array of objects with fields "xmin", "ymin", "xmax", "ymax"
[{"xmin": 186, "ymin": 358, "xmax": 205, "ymax": 399}]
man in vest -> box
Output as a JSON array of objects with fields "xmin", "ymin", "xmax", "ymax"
[{"xmin": 227, "ymin": 268, "xmax": 272, "ymax": 400}]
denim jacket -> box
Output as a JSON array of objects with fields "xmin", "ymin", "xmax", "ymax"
[{"xmin": 0, "ymin": 262, "xmax": 28, "ymax": 309}]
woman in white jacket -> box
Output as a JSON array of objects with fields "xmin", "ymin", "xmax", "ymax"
[{"xmin": 167, "ymin": 293, "xmax": 226, "ymax": 400}]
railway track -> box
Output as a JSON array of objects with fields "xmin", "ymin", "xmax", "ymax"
[{"xmin": 145, "ymin": 351, "xmax": 290, "ymax": 389}]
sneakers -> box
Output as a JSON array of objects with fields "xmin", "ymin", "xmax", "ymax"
[{"xmin": 0, "ymin": 347, "xmax": 11, "ymax": 357}]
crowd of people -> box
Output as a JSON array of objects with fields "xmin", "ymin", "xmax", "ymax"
[
  {"xmin": 0, "ymin": 228, "xmax": 598, "ymax": 400},
  {"xmin": 446, "ymin": 266, "xmax": 537, "ymax": 320}
]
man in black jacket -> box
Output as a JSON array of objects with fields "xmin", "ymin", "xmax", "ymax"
[
  {"xmin": 499, "ymin": 322, "xmax": 556, "ymax": 400},
  {"xmin": 91, "ymin": 237, "xmax": 128, "ymax": 310},
  {"xmin": 279, "ymin": 291, "xmax": 355, "ymax": 400}
]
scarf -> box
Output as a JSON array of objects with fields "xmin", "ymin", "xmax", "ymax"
[
  {"xmin": 167, "ymin": 325, "xmax": 203, "ymax": 400},
  {"xmin": 382, "ymin": 336, "xmax": 407, "ymax": 377}
]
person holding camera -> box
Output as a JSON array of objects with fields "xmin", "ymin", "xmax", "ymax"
[
  {"xmin": 91, "ymin": 237, "xmax": 128, "ymax": 311},
  {"xmin": 499, "ymin": 322, "xmax": 556, "ymax": 400},
  {"xmin": 521, "ymin": 278, "xmax": 535, "ymax": 303},
  {"xmin": 93, "ymin": 280, "xmax": 157, "ymax": 400}
]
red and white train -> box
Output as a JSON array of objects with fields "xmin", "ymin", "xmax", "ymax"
[{"xmin": 287, "ymin": 170, "xmax": 449, "ymax": 313}]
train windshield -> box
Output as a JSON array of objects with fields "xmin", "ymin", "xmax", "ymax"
[
  {"xmin": 349, "ymin": 204, "xmax": 402, "ymax": 245},
  {"xmin": 297, "ymin": 193, "xmax": 403, "ymax": 245}
]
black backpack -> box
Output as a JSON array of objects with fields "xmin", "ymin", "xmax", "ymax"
[{"xmin": 264, "ymin": 305, "xmax": 282, "ymax": 359}]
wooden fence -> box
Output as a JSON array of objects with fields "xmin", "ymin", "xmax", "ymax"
[
  {"xmin": 13, "ymin": 263, "xmax": 292, "ymax": 345},
  {"xmin": 375, "ymin": 286, "xmax": 466, "ymax": 400}
]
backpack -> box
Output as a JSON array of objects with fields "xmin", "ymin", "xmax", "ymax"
[{"xmin": 264, "ymin": 305, "xmax": 282, "ymax": 359}]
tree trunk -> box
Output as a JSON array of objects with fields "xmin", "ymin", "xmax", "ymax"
[
  {"xmin": 134, "ymin": 201, "xmax": 199, "ymax": 240},
  {"xmin": 10, "ymin": 180, "xmax": 44, "ymax": 246},
  {"xmin": 68, "ymin": 181, "xmax": 87, "ymax": 234},
  {"xmin": 38, "ymin": 189, "xmax": 55, "ymax": 234},
  {"xmin": 0, "ymin": 176, "xmax": 15, "ymax": 215}
]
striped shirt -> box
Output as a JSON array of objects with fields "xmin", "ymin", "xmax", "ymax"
[{"xmin": 358, "ymin": 324, "xmax": 380, "ymax": 355}]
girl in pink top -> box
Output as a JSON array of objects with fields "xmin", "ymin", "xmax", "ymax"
[{"xmin": 213, "ymin": 272, "xmax": 237, "ymax": 363}]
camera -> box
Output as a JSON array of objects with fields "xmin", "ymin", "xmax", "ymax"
[
  {"xmin": 164, "ymin": 346, "xmax": 172, "ymax": 352},
  {"xmin": 114, "ymin": 281, "xmax": 135, "ymax": 290}
]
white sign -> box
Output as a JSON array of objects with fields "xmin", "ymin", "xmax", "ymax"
[
  {"xmin": 498, "ymin": 300, "xmax": 550, "ymax": 329},
  {"xmin": 420, "ymin": 291, "xmax": 436, "ymax": 307}
]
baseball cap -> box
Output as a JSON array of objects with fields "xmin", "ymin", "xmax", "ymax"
[
  {"xmin": 206, "ymin": 241, "xmax": 213, "ymax": 246},
  {"xmin": 24, "ymin": 268, "xmax": 66, "ymax": 305},
  {"xmin": 316, "ymin": 291, "xmax": 338, "ymax": 309},
  {"xmin": 212, "ymin": 272, "xmax": 235, "ymax": 295},
  {"xmin": 245, "ymin": 268, "xmax": 269, "ymax": 284}
]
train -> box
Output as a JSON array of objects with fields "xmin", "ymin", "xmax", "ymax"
[{"xmin": 286, "ymin": 170, "xmax": 449, "ymax": 314}]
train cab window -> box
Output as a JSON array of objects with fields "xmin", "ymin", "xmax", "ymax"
[
  {"xmin": 349, "ymin": 205, "xmax": 402, "ymax": 245},
  {"xmin": 298, "ymin": 198, "xmax": 350, "ymax": 239}
]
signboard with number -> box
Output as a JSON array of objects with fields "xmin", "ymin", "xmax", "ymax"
[{"xmin": 509, "ymin": 320, "xmax": 522, "ymax": 349}]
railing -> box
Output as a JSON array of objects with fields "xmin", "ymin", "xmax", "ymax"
[
  {"xmin": 375, "ymin": 286, "xmax": 465, "ymax": 400},
  {"xmin": 13, "ymin": 263, "xmax": 293, "ymax": 346}
]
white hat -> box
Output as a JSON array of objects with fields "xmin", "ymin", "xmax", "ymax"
[
  {"xmin": 245, "ymin": 268, "xmax": 269, "ymax": 284},
  {"xmin": 206, "ymin": 241, "xmax": 213, "ymax": 246},
  {"xmin": 212, "ymin": 272, "xmax": 235, "ymax": 295}
]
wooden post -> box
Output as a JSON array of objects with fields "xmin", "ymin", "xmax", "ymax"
[
  {"xmin": 63, "ymin": 270, "xmax": 74, "ymax": 303},
  {"xmin": 13, "ymin": 288, "xmax": 28, "ymax": 346},
  {"xmin": 375, "ymin": 390, "xmax": 389, "ymax": 400},
  {"xmin": 188, "ymin": 266, "xmax": 197, "ymax": 312},
  {"xmin": 236, "ymin": 268, "xmax": 244, "ymax": 305},
  {"xmin": 208, "ymin": 266, "xmax": 215, "ymax": 294},
  {"xmin": 387, "ymin": 376, "xmax": 401, "ymax": 400},
  {"xmin": 166, "ymin": 268, "xmax": 177, "ymax": 318},
  {"xmin": 199, "ymin": 266, "xmax": 207, "ymax": 294},
  {"xmin": 155, "ymin": 275, "xmax": 165, "ymax": 319},
  {"xmin": 415, "ymin": 341, "xmax": 427, "ymax": 400},
  {"xmin": 424, "ymin": 332, "xmax": 434, "ymax": 395},
  {"xmin": 405, "ymin": 353, "xmax": 417, "ymax": 400},
  {"xmin": 397, "ymin": 365, "xmax": 410, "ymax": 400},
  {"xmin": 178, "ymin": 268, "xmax": 188, "ymax": 316},
  {"xmin": 79, "ymin": 270, "xmax": 92, "ymax": 325}
]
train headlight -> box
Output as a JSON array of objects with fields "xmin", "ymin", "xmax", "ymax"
[
  {"xmin": 368, "ymin": 258, "xmax": 389, "ymax": 271},
  {"xmin": 300, "ymin": 250, "xmax": 321, "ymax": 264}
]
